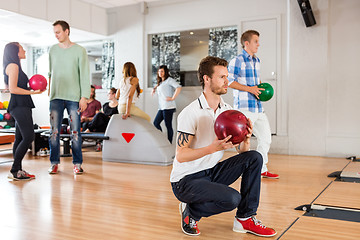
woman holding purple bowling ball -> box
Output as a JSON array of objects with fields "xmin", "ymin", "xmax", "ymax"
[{"xmin": 3, "ymin": 42, "xmax": 45, "ymax": 180}]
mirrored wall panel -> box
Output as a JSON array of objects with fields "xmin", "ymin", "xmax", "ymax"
[{"xmin": 149, "ymin": 26, "xmax": 238, "ymax": 88}]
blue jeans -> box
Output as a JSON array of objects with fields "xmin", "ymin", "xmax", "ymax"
[
  {"xmin": 153, "ymin": 108, "xmax": 176, "ymax": 143},
  {"xmin": 49, "ymin": 99, "xmax": 82, "ymax": 165},
  {"xmin": 171, "ymin": 151, "xmax": 262, "ymax": 221}
]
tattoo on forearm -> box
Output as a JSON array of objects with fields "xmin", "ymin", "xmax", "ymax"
[{"xmin": 177, "ymin": 132, "xmax": 189, "ymax": 147}]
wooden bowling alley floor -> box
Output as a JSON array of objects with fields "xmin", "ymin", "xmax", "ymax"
[
  {"xmin": 278, "ymin": 216, "xmax": 360, "ymax": 240},
  {"xmin": 313, "ymin": 181, "xmax": 360, "ymax": 210},
  {"xmin": 0, "ymin": 143, "xmax": 357, "ymax": 240}
]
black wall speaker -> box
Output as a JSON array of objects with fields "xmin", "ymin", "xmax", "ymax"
[{"xmin": 297, "ymin": 0, "xmax": 316, "ymax": 27}]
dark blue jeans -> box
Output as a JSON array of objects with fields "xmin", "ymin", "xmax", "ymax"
[
  {"xmin": 171, "ymin": 151, "xmax": 262, "ymax": 221},
  {"xmin": 153, "ymin": 108, "xmax": 176, "ymax": 143},
  {"xmin": 49, "ymin": 99, "xmax": 83, "ymax": 165}
]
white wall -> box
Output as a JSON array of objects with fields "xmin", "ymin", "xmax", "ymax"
[
  {"xmin": 287, "ymin": 0, "xmax": 328, "ymax": 156},
  {"xmin": 107, "ymin": 4, "xmax": 146, "ymax": 108},
  {"xmin": 108, "ymin": 0, "xmax": 360, "ymax": 157},
  {"xmin": 325, "ymin": 0, "xmax": 360, "ymax": 157}
]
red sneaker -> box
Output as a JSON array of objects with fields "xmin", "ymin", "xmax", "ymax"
[
  {"xmin": 261, "ymin": 171, "xmax": 279, "ymax": 179},
  {"xmin": 23, "ymin": 170, "xmax": 36, "ymax": 179},
  {"xmin": 73, "ymin": 164, "xmax": 84, "ymax": 175},
  {"xmin": 95, "ymin": 142, "xmax": 102, "ymax": 152},
  {"xmin": 48, "ymin": 164, "xmax": 59, "ymax": 174},
  {"xmin": 233, "ymin": 216, "xmax": 277, "ymax": 237}
]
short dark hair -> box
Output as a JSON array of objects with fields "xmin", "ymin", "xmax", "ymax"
[
  {"xmin": 197, "ymin": 56, "xmax": 228, "ymax": 89},
  {"xmin": 53, "ymin": 20, "xmax": 70, "ymax": 35},
  {"xmin": 240, "ymin": 30, "xmax": 259, "ymax": 48},
  {"xmin": 110, "ymin": 87, "xmax": 117, "ymax": 94}
]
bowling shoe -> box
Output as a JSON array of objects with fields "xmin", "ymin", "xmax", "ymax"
[
  {"xmin": 233, "ymin": 216, "xmax": 277, "ymax": 237},
  {"xmin": 8, "ymin": 170, "xmax": 31, "ymax": 181},
  {"xmin": 23, "ymin": 170, "xmax": 35, "ymax": 179},
  {"xmin": 261, "ymin": 171, "xmax": 279, "ymax": 179},
  {"xmin": 73, "ymin": 164, "xmax": 84, "ymax": 175},
  {"xmin": 48, "ymin": 164, "xmax": 59, "ymax": 174},
  {"xmin": 179, "ymin": 202, "xmax": 200, "ymax": 236}
]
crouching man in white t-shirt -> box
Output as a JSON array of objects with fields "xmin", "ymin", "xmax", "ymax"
[{"xmin": 170, "ymin": 56, "xmax": 276, "ymax": 238}]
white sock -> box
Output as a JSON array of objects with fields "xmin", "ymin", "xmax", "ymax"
[{"xmin": 236, "ymin": 216, "xmax": 251, "ymax": 221}]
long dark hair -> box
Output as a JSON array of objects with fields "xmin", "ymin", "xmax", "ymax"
[
  {"xmin": 123, "ymin": 62, "xmax": 141, "ymax": 97},
  {"xmin": 156, "ymin": 65, "xmax": 170, "ymax": 86},
  {"xmin": 3, "ymin": 42, "xmax": 21, "ymax": 86}
]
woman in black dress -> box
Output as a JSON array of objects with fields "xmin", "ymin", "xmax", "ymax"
[{"xmin": 3, "ymin": 42, "xmax": 44, "ymax": 180}]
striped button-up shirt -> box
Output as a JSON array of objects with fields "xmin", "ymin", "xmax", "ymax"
[{"xmin": 228, "ymin": 49, "xmax": 263, "ymax": 113}]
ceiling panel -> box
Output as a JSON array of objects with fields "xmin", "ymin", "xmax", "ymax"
[{"xmin": 81, "ymin": 0, "xmax": 167, "ymax": 8}]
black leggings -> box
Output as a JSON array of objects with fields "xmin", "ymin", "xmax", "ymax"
[
  {"xmin": 87, "ymin": 112, "xmax": 110, "ymax": 132},
  {"xmin": 10, "ymin": 107, "xmax": 34, "ymax": 173}
]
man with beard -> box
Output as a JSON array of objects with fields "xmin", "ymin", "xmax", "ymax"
[{"xmin": 170, "ymin": 56, "xmax": 276, "ymax": 238}]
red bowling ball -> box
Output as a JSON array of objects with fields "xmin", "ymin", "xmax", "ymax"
[
  {"xmin": 214, "ymin": 110, "xmax": 250, "ymax": 144},
  {"xmin": 29, "ymin": 74, "xmax": 47, "ymax": 91},
  {"xmin": 3, "ymin": 112, "xmax": 11, "ymax": 121}
]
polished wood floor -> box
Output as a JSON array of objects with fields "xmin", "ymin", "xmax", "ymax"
[
  {"xmin": 314, "ymin": 181, "xmax": 360, "ymax": 209},
  {"xmin": 282, "ymin": 216, "xmax": 360, "ymax": 240},
  {"xmin": 0, "ymin": 143, "xmax": 357, "ymax": 240}
]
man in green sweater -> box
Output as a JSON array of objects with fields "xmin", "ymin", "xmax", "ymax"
[{"xmin": 48, "ymin": 20, "xmax": 90, "ymax": 175}]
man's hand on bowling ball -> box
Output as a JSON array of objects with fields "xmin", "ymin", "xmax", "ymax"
[
  {"xmin": 210, "ymin": 135, "xmax": 239, "ymax": 153},
  {"xmin": 249, "ymin": 86, "xmax": 265, "ymax": 98},
  {"xmin": 244, "ymin": 118, "xmax": 253, "ymax": 141}
]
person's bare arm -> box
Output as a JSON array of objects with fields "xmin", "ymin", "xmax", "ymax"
[
  {"xmin": 176, "ymin": 132, "xmax": 237, "ymax": 163},
  {"xmin": 166, "ymin": 87, "xmax": 182, "ymax": 101},
  {"xmin": 116, "ymin": 88, "xmax": 120, "ymax": 100},
  {"xmin": 7, "ymin": 64, "xmax": 43, "ymax": 95},
  {"xmin": 228, "ymin": 81, "xmax": 264, "ymax": 99},
  {"xmin": 79, "ymin": 97, "xmax": 88, "ymax": 112},
  {"xmin": 122, "ymin": 77, "xmax": 138, "ymax": 119}
]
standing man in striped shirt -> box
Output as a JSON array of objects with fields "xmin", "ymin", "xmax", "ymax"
[{"xmin": 228, "ymin": 30, "xmax": 279, "ymax": 179}]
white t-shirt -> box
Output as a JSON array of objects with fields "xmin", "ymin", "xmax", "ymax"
[
  {"xmin": 170, "ymin": 92, "xmax": 232, "ymax": 182},
  {"xmin": 156, "ymin": 77, "xmax": 181, "ymax": 110},
  {"xmin": 118, "ymin": 77, "xmax": 139, "ymax": 104}
]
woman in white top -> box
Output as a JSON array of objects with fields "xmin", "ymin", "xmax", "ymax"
[
  {"xmin": 152, "ymin": 65, "xmax": 181, "ymax": 143},
  {"xmin": 116, "ymin": 62, "xmax": 150, "ymax": 122}
]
